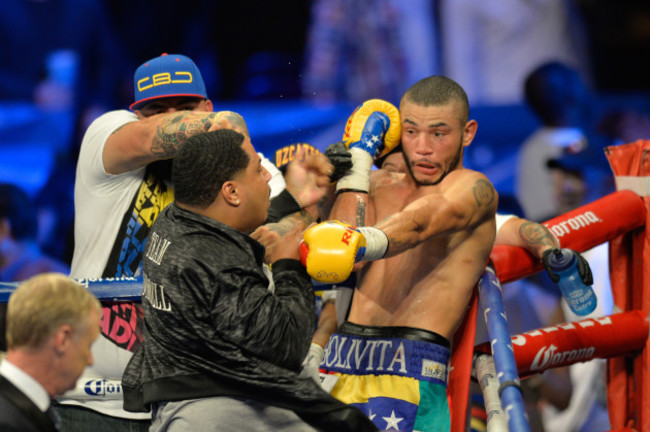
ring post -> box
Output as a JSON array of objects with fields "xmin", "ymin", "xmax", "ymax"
[{"xmin": 605, "ymin": 139, "xmax": 650, "ymax": 431}]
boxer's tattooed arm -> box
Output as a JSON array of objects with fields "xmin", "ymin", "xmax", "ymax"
[
  {"xmin": 519, "ymin": 221, "xmax": 559, "ymax": 258},
  {"xmin": 472, "ymin": 179, "xmax": 496, "ymax": 207},
  {"xmin": 355, "ymin": 197, "xmax": 367, "ymax": 227},
  {"xmin": 151, "ymin": 112, "xmax": 218, "ymax": 157},
  {"xmin": 386, "ymin": 234, "xmax": 407, "ymax": 250},
  {"xmin": 375, "ymin": 213, "xmax": 409, "ymax": 251},
  {"xmin": 375, "ymin": 179, "xmax": 497, "ymax": 257}
]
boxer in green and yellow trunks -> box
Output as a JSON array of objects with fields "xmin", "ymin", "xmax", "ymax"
[{"xmin": 321, "ymin": 322, "xmax": 451, "ymax": 432}]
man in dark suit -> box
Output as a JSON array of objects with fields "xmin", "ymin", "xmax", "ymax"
[{"xmin": 0, "ymin": 273, "xmax": 101, "ymax": 431}]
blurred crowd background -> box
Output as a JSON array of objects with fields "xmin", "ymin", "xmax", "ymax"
[
  {"xmin": 2, "ymin": 2, "xmax": 648, "ymax": 430},
  {"xmin": 1, "ymin": 0, "xmax": 649, "ymax": 267}
]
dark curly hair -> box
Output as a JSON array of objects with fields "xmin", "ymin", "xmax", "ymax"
[{"xmin": 172, "ymin": 129, "xmax": 249, "ymax": 208}]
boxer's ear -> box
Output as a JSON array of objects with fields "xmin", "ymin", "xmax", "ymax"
[{"xmin": 462, "ymin": 120, "xmax": 478, "ymax": 148}]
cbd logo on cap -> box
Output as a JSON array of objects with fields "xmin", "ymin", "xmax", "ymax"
[{"xmin": 137, "ymin": 71, "xmax": 194, "ymax": 92}]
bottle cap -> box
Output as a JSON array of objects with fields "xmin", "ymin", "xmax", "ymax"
[{"xmin": 546, "ymin": 248, "xmax": 575, "ymax": 272}]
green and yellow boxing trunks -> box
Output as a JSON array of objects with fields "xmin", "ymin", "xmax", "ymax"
[{"xmin": 320, "ymin": 322, "xmax": 451, "ymax": 432}]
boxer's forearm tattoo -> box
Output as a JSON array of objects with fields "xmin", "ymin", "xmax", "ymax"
[
  {"xmin": 387, "ymin": 236, "xmax": 406, "ymax": 249},
  {"xmin": 472, "ymin": 179, "xmax": 496, "ymax": 207},
  {"xmin": 152, "ymin": 112, "xmax": 217, "ymax": 157},
  {"xmin": 355, "ymin": 197, "xmax": 367, "ymax": 227},
  {"xmin": 377, "ymin": 214, "xmax": 406, "ymax": 249},
  {"xmin": 519, "ymin": 222, "xmax": 558, "ymax": 252}
]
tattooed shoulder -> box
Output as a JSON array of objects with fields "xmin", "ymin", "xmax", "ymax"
[{"xmin": 472, "ymin": 178, "xmax": 495, "ymax": 207}]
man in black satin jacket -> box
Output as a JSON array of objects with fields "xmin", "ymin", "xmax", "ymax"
[{"xmin": 122, "ymin": 129, "xmax": 377, "ymax": 432}]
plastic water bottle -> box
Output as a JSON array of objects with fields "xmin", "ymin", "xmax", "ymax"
[{"xmin": 547, "ymin": 248, "xmax": 597, "ymax": 316}]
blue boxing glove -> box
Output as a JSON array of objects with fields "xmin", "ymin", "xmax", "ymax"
[
  {"xmin": 348, "ymin": 111, "xmax": 390, "ymax": 158},
  {"xmin": 342, "ymin": 99, "xmax": 401, "ymax": 159}
]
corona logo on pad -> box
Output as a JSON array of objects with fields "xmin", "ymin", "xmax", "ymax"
[
  {"xmin": 529, "ymin": 344, "xmax": 596, "ymax": 371},
  {"xmin": 510, "ymin": 316, "xmax": 613, "ymax": 371},
  {"xmin": 137, "ymin": 71, "xmax": 193, "ymax": 92},
  {"xmin": 545, "ymin": 210, "xmax": 603, "ymax": 238},
  {"xmin": 84, "ymin": 379, "xmax": 122, "ymax": 397}
]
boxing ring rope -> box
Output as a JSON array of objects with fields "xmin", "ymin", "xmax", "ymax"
[
  {"xmin": 0, "ymin": 278, "xmax": 342, "ymax": 303},
  {"xmin": 489, "ymin": 190, "xmax": 646, "ymax": 285},
  {"xmin": 466, "ymin": 140, "xmax": 650, "ymax": 432},
  {"xmin": 474, "ymin": 310, "xmax": 649, "ymax": 379},
  {"xmin": 0, "ymin": 276, "xmax": 143, "ymax": 303}
]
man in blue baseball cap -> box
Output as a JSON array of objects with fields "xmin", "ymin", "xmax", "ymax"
[
  {"xmin": 129, "ymin": 53, "xmax": 209, "ymax": 112},
  {"xmin": 53, "ymin": 53, "xmax": 260, "ymax": 431}
]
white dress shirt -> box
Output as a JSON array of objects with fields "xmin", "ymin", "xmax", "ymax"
[{"xmin": 0, "ymin": 359, "xmax": 50, "ymax": 412}]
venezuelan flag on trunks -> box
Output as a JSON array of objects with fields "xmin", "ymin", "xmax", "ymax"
[{"xmin": 321, "ymin": 324, "xmax": 451, "ymax": 432}]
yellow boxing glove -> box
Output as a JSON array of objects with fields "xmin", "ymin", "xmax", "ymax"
[
  {"xmin": 299, "ymin": 220, "xmax": 388, "ymax": 283},
  {"xmin": 300, "ymin": 221, "xmax": 364, "ymax": 283},
  {"xmin": 343, "ymin": 99, "xmax": 401, "ymax": 160}
]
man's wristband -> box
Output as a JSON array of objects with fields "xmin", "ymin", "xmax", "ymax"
[
  {"xmin": 266, "ymin": 189, "xmax": 302, "ymax": 223},
  {"xmin": 358, "ymin": 226, "xmax": 389, "ymax": 261},
  {"xmin": 335, "ymin": 188, "xmax": 369, "ymax": 195}
]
